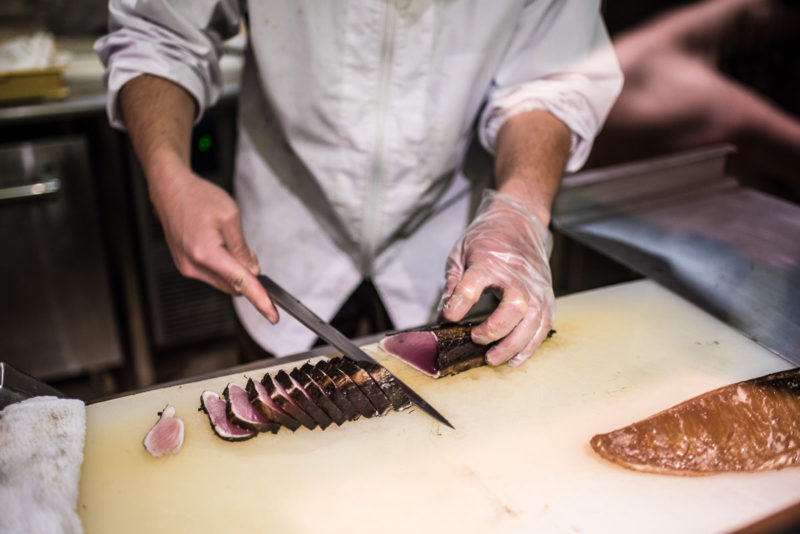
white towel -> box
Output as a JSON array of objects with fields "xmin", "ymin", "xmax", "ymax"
[{"xmin": 0, "ymin": 396, "xmax": 86, "ymax": 534}]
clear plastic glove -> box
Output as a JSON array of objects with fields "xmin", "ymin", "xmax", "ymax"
[{"xmin": 439, "ymin": 189, "xmax": 554, "ymax": 367}]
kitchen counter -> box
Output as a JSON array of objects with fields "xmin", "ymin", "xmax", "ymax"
[{"xmin": 78, "ymin": 280, "xmax": 800, "ymax": 534}]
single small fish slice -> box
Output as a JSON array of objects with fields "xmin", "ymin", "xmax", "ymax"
[{"xmin": 143, "ymin": 404, "xmax": 185, "ymax": 457}]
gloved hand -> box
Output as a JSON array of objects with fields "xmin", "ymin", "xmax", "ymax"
[{"xmin": 439, "ymin": 189, "xmax": 554, "ymax": 367}]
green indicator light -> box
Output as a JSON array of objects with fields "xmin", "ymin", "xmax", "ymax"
[{"xmin": 197, "ymin": 134, "xmax": 212, "ymax": 152}]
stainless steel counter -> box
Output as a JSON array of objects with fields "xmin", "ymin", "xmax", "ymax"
[{"xmin": 553, "ymin": 145, "xmax": 800, "ymax": 366}]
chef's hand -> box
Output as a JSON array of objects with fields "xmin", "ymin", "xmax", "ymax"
[
  {"xmin": 148, "ymin": 159, "xmax": 279, "ymax": 324},
  {"xmin": 439, "ymin": 189, "xmax": 554, "ymax": 367}
]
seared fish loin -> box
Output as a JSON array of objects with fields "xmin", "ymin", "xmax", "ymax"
[
  {"xmin": 379, "ymin": 322, "xmax": 489, "ymax": 378},
  {"xmin": 590, "ymin": 368, "xmax": 800, "ymax": 475}
]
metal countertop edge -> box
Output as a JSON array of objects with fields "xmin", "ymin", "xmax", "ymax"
[{"xmin": 87, "ymin": 333, "xmax": 385, "ymax": 404}]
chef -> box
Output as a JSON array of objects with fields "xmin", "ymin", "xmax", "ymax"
[{"xmin": 96, "ymin": 1, "xmax": 622, "ymax": 366}]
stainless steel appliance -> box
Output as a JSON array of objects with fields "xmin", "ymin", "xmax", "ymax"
[{"xmin": 0, "ymin": 136, "xmax": 123, "ymax": 380}]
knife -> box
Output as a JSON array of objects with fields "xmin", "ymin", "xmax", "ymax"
[{"xmin": 257, "ymin": 274, "xmax": 454, "ymax": 429}]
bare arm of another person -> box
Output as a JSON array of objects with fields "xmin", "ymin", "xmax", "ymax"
[
  {"xmin": 120, "ymin": 74, "xmax": 278, "ymax": 323},
  {"xmin": 440, "ymin": 110, "xmax": 570, "ymax": 366}
]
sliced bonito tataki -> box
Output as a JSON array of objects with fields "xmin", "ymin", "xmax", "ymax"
[
  {"xmin": 223, "ymin": 383, "xmax": 279, "ymax": 434},
  {"xmin": 291, "ymin": 367, "xmax": 347, "ymax": 426},
  {"xmin": 338, "ymin": 357, "xmax": 392, "ymax": 415},
  {"xmin": 319, "ymin": 358, "xmax": 379, "ymax": 418},
  {"xmin": 355, "ymin": 360, "xmax": 412, "ymax": 412},
  {"xmin": 262, "ymin": 372, "xmax": 318, "ymax": 430},
  {"xmin": 276, "ymin": 370, "xmax": 333, "ymax": 429},
  {"xmin": 301, "ymin": 362, "xmax": 359, "ymax": 422},
  {"xmin": 246, "ymin": 377, "xmax": 302, "ymax": 431},
  {"xmin": 200, "ymin": 391, "xmax": 256, "ymax": 442}
]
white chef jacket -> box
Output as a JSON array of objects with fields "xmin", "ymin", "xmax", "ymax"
[{"xmin": 97, "ymin": 0, "xmax": 622, "ymax": 355}]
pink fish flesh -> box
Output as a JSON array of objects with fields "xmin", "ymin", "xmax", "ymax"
[{"xmin": 143, "ymin": 404, "xmax": 185, "ymax": 457}]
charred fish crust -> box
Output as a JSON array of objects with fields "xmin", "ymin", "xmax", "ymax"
[
  {"xmin": 355, "ymin": 360, "xmax": 412, "ymax": 411},
  {"xmin": 291, "ymin": 367, "xmax": 347, "ymax": 426},
  {"xmin": 200, "ymin": 391, "xmax": 256, "ymax": 442},
  {"xmin": 262, "ymin": 373, "xmax": 318, "ymax": 430},
  {"xmin": 590, "ymin": 368, "xmax": 800, "ymax": 475},
  {"xmin": 223, "ymin": 383, "xmax": 280, "ymax": 434},
  {"xmin": 301, "ymin": 362, "xmax": 360, "ymax": 422},
  {"xmin": 379, "ymin": 322, "xmax": 488, "ymax": 378},
  {"xmin": 338, "ymin": 358, "xmax": 392, "ymax": 415},
  {"xmin": 431, "ymin": 323, "xmax": 491, "ymax": 377},
  {"xmin": 317, "ymin": 358, "xmax": 378, "ymax": 418},
  {"xmin": 246, "ymin": 377, "xmax": 302, "ymax": 431},
  {"xmin": 275, "ymin": 370, "xmax": 333, "ymax": 429}
]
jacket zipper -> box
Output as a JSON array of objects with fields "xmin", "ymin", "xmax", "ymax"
[{"xmin": 360, "ymin": 0, "xmax": 397, "ymax": 276}]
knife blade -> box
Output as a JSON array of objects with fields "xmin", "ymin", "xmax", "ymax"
[{"xmin": 257, "ymin": 274, "xmax": 454, "ymax": 429}]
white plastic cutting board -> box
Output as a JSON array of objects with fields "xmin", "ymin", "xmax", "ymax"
[{"xmin": 78, "ymin": 280, "xmax": 800, "ymax": 533}]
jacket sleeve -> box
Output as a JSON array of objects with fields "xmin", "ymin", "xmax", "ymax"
[
  {"xmin": 478, "ymin": 0, "xmax": 623, "ymax": 172},
  {"xmin": 94, "ymin": 0, "xmax": 241, "ymax": 130}
]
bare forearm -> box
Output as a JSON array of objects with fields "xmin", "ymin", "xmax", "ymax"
[
  {"xmin": 493, "ymin": 109, "xmax": 571, "ymax": 226},
  {"xmin": 119, "ymin": 74, "xmax": 197, "ymax": 194}
]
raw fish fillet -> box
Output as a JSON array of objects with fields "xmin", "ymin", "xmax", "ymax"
[{"xmin": 590, "ymin": 368, "xmax": 800, "ymax": 475}]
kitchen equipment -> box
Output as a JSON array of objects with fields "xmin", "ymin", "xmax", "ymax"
[
  {"xmin": 257, "ymin": 273, "xmax": 453, "ymax": 429},
  {"xmin": 553, "ymin": 145, "xmax": 800, "ymax": 366},
  {"xmin": 0, "ymin": 361, "xmax": 67, "ymax": 409},
  {"xmin": 0, "ymin": 137, "xmax": 123, "ymax": 380},
  {"xmin": 77, "ymin": 280, "xmax": 800, "ymax": 533}
]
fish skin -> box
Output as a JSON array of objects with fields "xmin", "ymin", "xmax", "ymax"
[{"xmin": 590, "ymin": 368, "xmax": 800, "ymax": 475}]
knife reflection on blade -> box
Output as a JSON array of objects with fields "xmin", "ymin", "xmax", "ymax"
[{"xmin": 257, "ymin": 274, "xmax": 454, "ymax": 429}]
